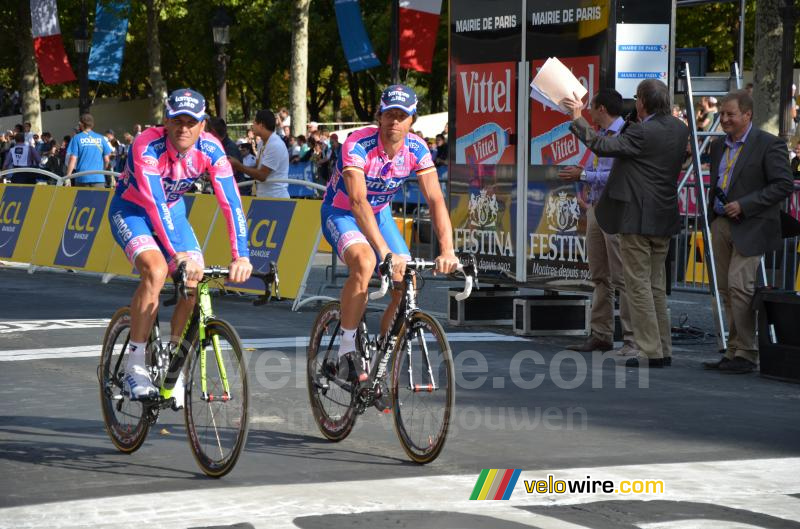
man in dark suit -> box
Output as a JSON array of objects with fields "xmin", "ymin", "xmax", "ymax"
[
  {"xmin": 702, "ymin": 90, "xmax": 794, "ymax": 374},
  {"xmin": 563, "ymin": 79, "xmax": 689, "ymax": 368}
]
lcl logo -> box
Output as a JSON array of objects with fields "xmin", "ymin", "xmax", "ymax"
[
  {"xmin": 0, "ymin": 200, "xmax": 23, "ymax": 225},
  {"xmin": 247, "ymin": 218, "xmax": 279, "ymax": 249},
  {"xmin": 66, "ymin": 205, "xmax": 97, "ymax": 232}
]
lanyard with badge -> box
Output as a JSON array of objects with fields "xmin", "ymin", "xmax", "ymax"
[{"xmin": 720, "ymin": 143, "xmax": 743, "ymax": 191}]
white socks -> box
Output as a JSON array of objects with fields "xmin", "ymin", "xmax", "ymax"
[
  {"xmin": 125, "ymin": 341, "xmax": 147, "ymax": 370},
  {"xmin": 337, "ymin": 328, "xmax": 356, "ymax": 358}
]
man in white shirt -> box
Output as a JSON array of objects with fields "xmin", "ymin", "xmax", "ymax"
[{"xmin": 228, "ymin": 109, "xmax": 290, "ymax": 199}]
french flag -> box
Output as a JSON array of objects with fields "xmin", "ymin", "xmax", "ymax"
[
  {"xmin": 399, "ymin": 0, "xmax": 442, "ymax": 73},
  {"xmin": 30, "ymin": 0, "xmax": 76, "ymax": 85}
]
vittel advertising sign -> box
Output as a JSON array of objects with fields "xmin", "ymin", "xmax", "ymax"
[
  {"xmin": 455, "ymin": 61, "xmax": 516, "ymax": 166},
  {"xmin": 529, "ymin": 55, "xmax": 599, "ymax": 166}
]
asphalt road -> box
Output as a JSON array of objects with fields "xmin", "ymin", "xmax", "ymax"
[{"xmin": 1, "ymin": 266, "xmax": 799, "ymax": 529}]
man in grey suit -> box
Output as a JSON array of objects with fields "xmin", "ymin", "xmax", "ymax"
[
  {"xmin": 563, "ymin": 79, "xmax": 689, "ymax": 368},
  {"xmin": 702, "ymin": 90, "xmax": 793, "ymax": 374}
]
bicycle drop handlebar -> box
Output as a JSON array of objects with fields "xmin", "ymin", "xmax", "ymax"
[
  {"xmin": 368, "ymin": 253, "xmax": 478, "ymax": 302},
  {"xmin": 164, "ymin": 261, "xmax": 280, "ymax": 307}
]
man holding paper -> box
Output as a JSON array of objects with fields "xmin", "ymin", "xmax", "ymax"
[{"xmin": 562, "ymin": 79, "xmax": 689, "ymax": 369}]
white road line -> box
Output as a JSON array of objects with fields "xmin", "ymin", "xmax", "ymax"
[
  {"xmin": 0, "ymin": 332, "xmax": 529, "ymax": 361},
  {"xmin": 0, "ymin": 458, "xmax": 798, "ymax": 529},
  {"xmin": 0, "ymin": 319, "xmax": 110, "ymax": 334}
]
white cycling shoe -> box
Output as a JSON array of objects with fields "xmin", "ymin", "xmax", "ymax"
[
  {"xmin": 171, "ymin": 371, "xmax": 186, "ymax": 410},
  {"xmin": 123, "ymin": 364, "xmax": 158, "ymax": 400}
]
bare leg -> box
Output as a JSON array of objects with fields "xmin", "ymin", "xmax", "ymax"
[
  {"xmin": 130, "ymin": 250, "xmax": 169, "ymax": 343},
  {"xmin": 339, "ymin": 243, "xmax": 377, "ymax": 329}
]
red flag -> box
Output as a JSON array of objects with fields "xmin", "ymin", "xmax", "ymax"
[
  {"xmin": 30, "ymin": 0, "xmax": 76, "ymax": 85},
  {"xmin": 399, "ymin": 0, "xmax": 442, "ymax": 73}
]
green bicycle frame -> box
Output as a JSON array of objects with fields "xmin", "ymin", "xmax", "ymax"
[{"xmin": 158, "ymin": 281, "xmax": 231, "ymax": 401}]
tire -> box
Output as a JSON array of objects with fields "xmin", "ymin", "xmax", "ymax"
[
  {"xmin": 184, "ymin": 318, "xmax": 249, "ymax": 478},
  {"xmin": 391, "ymin": 311, "xmax": 454, "ymax": 464},
  {"xmin": 307, "ymin": 301, "xmax": 357, "ymax": 442},
  {"xmin": 98, "ymin": 306, "xmax": 150, "ymax": 453}
]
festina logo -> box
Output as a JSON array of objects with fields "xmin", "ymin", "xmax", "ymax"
[
  {"xmin": 454, "ymin": 228, "xmax": 514, "ymax": 256},
  {"xmin": 460, "ymin": 69, "xmax": 512, "ymax": 114},
  {"xmin": 528, "ymin": 233, "xmax": 587, "ymax": 263}
]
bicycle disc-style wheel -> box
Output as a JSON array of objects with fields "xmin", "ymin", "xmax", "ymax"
[
  {"xmin": 391, "ymin": 311, "xmax": 455, "ymax": 464},
  {"xmin": 307, "ymin": 301, "xmax": 357, "ymax": 442},
  {"xmin": 184, "ymin": 318, "xmax": 249, "ymax": 478},
  {"xmin": 98, "ymin": 306, "xmax": 150, "ymax": 453}
]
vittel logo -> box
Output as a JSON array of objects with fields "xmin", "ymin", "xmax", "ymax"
[{"xmin": 460, "ymin": 69, "xmax": 512, "ymax": 114}]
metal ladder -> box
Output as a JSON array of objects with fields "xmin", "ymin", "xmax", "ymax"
[{"xmin": 675, "ymin": 62, "xmax": 743, "ymax": 351}]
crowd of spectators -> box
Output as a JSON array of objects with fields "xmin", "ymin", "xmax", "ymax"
[{"xmin": 0, "ymin": 107, "xmax": 450, "ymax": 192}]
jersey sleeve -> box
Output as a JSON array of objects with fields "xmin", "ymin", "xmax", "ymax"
[
  {"xmin": 127, "ymin": 137, "xmax": 183, "ymax": 257},
  {"xmin": 203, "ymin": 137, "xmax": 250, "ymax": 260},
  {"xmin": 341, "ymin": 136, "xmax": 368, "ymax": 171},
  {"xmin": 409, "ymin": 134, "xmax": 436, "ymax": 176}
]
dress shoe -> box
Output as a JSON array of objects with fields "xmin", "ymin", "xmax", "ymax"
[
  {"xmin": 719, "ymin": 356, "xmax": 756, "ymax": 374},
  {"xmin": 566, "ymin": 335, "xmax": 613, "ymax": 352},
  {"xmin": 702, "ymin": 357, "xmax": 732, "ymax": 370},
  {"xmin": 624, "ymin": 353, "xmax": 665, "ymax": 368},
  {"xmin": 613, "ymin": 341, "xmax": 639, "ymax": 357}
]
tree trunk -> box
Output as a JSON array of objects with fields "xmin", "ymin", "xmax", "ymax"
[
  {"xmin": 17, "ymin": 2, "xmax": 41, "ymax": 133},
  {"xmin": 239, "ymin": 86, "xmax": 251, "ymax": 122},
  {"xmin": 289, "ymin": 0, "xmax": 310, "ymax": 136},
  {"xmin": 146, "ymin": 0, "xmax": 167, "ymax": 124},
  {"xmin": 753, "ymin": 0, "xmax": 782, "ymax": 134}
]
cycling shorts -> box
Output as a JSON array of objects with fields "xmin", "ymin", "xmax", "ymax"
[
  {"xmin": 108, "ymin": 195, "xmax": 203, "ymax": 274},
  {"xmin": 321, "ymin": 205, "xmax": 410, "ymax": 265}
]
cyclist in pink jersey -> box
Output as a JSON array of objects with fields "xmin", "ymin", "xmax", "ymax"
[
  {"xmin": 108, "ymin": 89, "xmax": 252, "ymax": 403},
  {"xmin": 320, "ymin": 84, "xmax": 458, "ymax": 388}
]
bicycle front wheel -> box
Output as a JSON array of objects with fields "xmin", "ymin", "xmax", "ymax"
[
  {"xmin": 184, "ymin": 318, "xmax": 249, "ymax": 478},
  {"xmin": 307, "ymin": 301, "xmax": 357, "ymax": 442},
  {"xmin": 391, "ymin": 311, "xmax": 455, "ymax": 464},
  {"xmin": 98, "ymin": 306, "xmax": 150, "ymax": 453}
]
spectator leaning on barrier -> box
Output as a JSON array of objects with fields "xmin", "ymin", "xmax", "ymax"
[
  {"xmin": 2, "ymin": 131, "xmax": 41, "ymax": 184},
  {"xmin": 65, "ymin": 113, "xmax": 113, "ymax": 188},
  {"xmin": 560, "ymin": 88, "xmax": 636, "ymax": 357},
  {"xmin": 228, "ymin": 109, "xmax": 289, "ymax": 199},
  {"xmin": 563, "ymin": 79, "xmax": 689, "ymax": 369},
  {"xmin": 702, "ymin": 90, "xmax": 794, "ymax": 374}
]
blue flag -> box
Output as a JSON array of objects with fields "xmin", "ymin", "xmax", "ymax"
[
  {"xmin": 334, "ymin": 0, "xmax": 380, "ymax": 73},
  {"xmin": 88, "ymin": 1, "xmax": 130, "ymax": 84}
]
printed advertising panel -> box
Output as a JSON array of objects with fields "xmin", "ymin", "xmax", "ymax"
[
  {"xmin": 454, "ymin": 61, "xmax": 517, "ymax": 166},
  {"xmin": 530, "ymin": 55, "xmax": 599, "ymax": 167},
  {"xmin": 0, "ymin": 186, "xmax": 35, "ymax": 259},
  {"xmin": 615, "ymin": 23, "xmax": 669, "ymax": 98},
  {"xmin": 54, "ymin": 190, "xmax": 109, "ymax": 268}
]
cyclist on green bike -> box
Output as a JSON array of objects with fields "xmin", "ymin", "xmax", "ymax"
[
  {"xmin": 320, "ymin": 84, "xmax": 459, "ymax": 384},
  {"xmin": 107, "ymin": 89, "xmax": 252, "ymax": 404}
]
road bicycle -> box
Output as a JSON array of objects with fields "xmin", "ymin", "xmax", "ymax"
[
  {"xmin": 98, "ymin": 263, "xmax": 279, "ymax": 477},
  {"xmin": 307, "ymin": 254, "xmax": 477, "ymax": 464}
]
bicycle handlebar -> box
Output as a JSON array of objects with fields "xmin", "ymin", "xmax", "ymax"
[
  {"xmin": 164, "ymin": 261, "xmax": 280, "ymax": 307},
  {"xmin": 368, "ymin": 253, "xmax": 478, "ymax": 302}
]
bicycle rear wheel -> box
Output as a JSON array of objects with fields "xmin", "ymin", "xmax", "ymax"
[
  {"xmin": 185, "ymin": 318, "xmax": 249, "ymax": 478},
  {"xmin": 98, "ymin": 306, "xmax": 150, "ymax": 453},
  {"xmin": 307, "ymin": 301, "xmax": 357, "ymax": 442},
  {"xmin": 391, "ymin": 311, "xmax": 454, "ymax": 464}
]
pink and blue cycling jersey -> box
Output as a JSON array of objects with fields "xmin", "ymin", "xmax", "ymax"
[
  {"xmin": 114, "ymin": 126, "xmax": 249, "ymax": 260},
  {"xmin": 322, "ymin": 126, "xmax": 436, "ymax": 212}
]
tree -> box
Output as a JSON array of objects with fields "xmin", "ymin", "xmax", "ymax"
[
  {"xmin": 753, "ymin": 0, "xmax": 783, "ymax": 133},
  {"xmin": 17, "ymin": 2, "xmax": 41, "ymax": 133},
  {"xmin": 146, "ymin": 0, "xmax": 167, "ymax": 124},
  {"xmin": 289, "ymin": 0, "xmax": 310, "ymax": 136}
]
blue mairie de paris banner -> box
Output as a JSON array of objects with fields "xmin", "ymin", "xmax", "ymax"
[
  {"xmin": 334, "ymin": 0, "xmax": 381, "ymax": 73},
  {"xmin": 88, "ymin": 1, "xmax": 130, "ymax": 84}
]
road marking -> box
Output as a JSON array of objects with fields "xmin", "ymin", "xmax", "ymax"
[
  {"xmin": 0, "ymin": 332, "xmax": 529, "ymax": 362},
  {"xmin": 0, "ymin": 458, "xmax": 798, "ymax": 528},
  {"xmin": 0, "ymin": 319, "xmax": 110, "ymax": 334}
]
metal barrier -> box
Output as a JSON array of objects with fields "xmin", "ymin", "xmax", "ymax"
[{"xmin": 673, "ymin": 174, "xmax": 800, "ymax": 292}]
